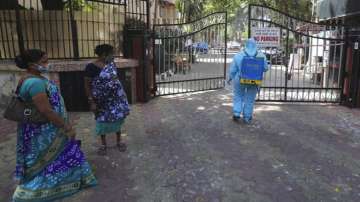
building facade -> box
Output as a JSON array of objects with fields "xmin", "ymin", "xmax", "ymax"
[{"xmin": 314, "ymin": 0, "xmax": 360, "ymax": 107}]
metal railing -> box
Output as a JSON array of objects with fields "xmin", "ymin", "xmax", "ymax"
[
  {"xmin": 0, "ymin": 0, "xmax": 149, "ymax": 60},
  {"xmin": 248, "ymin": 4, "xmax": 348, "ymax": 103},
  {"xmin": 153, "ymin": 12, "xmax": 228, "ymax": 96}
]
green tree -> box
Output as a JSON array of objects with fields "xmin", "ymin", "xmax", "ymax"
[
  {"xmin": 175, "ymin": 0, "xmax": 312, "ymax": 39},
  {"xmin": 175, "ymin": 0, "xmax": 206, "ymax": 22},
  {"xmin": 202, "ymin": 0, "xmax": 312, "ymax": 21},
  {"xmin": 63, "ymin": 0, "xmax": 95, "ymax": 11}
]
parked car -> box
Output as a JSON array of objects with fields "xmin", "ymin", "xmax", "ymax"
[
  {"xmin": 227, "ymin": 41, "xmax": 241, "ymax": 51},
  {"xmin": 194, "ymin": 42, "xmax": 209, "ymax": 54},
  {"xmin": 260, "ymin": 48, "xmax": 284, "ymax": 65}
]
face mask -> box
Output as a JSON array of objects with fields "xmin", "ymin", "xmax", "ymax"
[{"xmin": 36, "ymin": 64, "xmax": 50, "ymax": 73}]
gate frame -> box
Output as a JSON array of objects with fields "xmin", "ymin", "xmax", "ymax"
[
  {"xmin": 248, "ymin": 4, "xmax": 349, "ymax": 103},
  {"xmin": 123, "ymin": 0, "xmax": 152, "ymax": 102},
  {"xmin": 152, "ymin": 12, "xmax": 228, "ymax": 96}
]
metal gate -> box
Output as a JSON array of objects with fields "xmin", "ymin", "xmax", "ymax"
[
  {"xmin": 153, "ymin": 12, "xmax": 227, "ymax": 96},
  {"xmin": 249, "ymin": 4, "xmax": 347, "ymax": 102}
]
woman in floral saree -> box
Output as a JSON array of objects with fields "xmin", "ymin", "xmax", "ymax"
[
  {"xmin": 12, "ymin": 49, "xmax": 97, "ymax": 202},
  {"xmin": 84, "ymin": 44, "xmax": 130, "ymax": 155}
]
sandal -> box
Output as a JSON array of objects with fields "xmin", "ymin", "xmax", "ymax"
[
  {"xmin": 117, "ymin": 143, "xmax": 127, "ymax": 152},
  {"xmin": 97, "ymin": 145, "xmax": 107, "ymax": 156}
]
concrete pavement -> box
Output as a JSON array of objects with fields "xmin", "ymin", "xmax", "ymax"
[{"xmin": 1, "ymin": 89, "xmax": 360, "ymax": 201}]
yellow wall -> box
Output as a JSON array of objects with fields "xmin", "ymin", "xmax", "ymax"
[{"xmin": 0, "ymin": 6, "xmax": 125, "ymax": 59}]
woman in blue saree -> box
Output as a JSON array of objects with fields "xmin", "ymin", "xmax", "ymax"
[
  {"xmin": 84, "ymin": 44, "xmax": 130, "ymax": 155},
  {"xmin": 12, "ymin": 49, "xmax": 97, "ymax": 202}
]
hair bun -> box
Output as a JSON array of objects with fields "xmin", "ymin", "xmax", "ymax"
[
  {"xmin": 14, "ymin": 55, "xmax": 27, "ymax": 69},
  {"xmin": 95, "ymin": 44, "xmax": 114, "ymax": 57},
  {"xmin": 14, "ymin": 49, "xmax": 46, "ymax": 69}
]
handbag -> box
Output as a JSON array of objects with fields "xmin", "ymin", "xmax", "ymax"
[{"xmin": 3, "ymin": 75, "xmax": 49, "ymax": 124}]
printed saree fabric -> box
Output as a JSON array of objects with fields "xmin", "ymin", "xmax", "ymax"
[
  {"xmin": 13, "ymin": 79, "xmax": 97, "ymax": 202},
  {"xmin": 91, "ymin": 62, "xmax": 130, "ymax": 123}
]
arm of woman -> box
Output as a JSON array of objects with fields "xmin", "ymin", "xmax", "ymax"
[
  {"xmin": 32, "ymin": 94, "xmax": 75, "ymax": 138},
  {"xmin": 84, "ymin": 77, "xmax": 96, "ymax": 112},
  {"xmin": 32, "ymin": 93, "xmax": 66, "ymax": 127},
  {"xmin": 84, "ymin": 77, "xmax": 92, "ymax": 99},
  {"xmin": 24, "ymin": 78, "xmax": 75, "ymax": 138},
  {"xmin": 84, "ymin": 64, "xmax": 98, "ymax": 112},
  {"xmin": 84, "ymin": 64, "xmax": 98, "ymax": 100}
]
